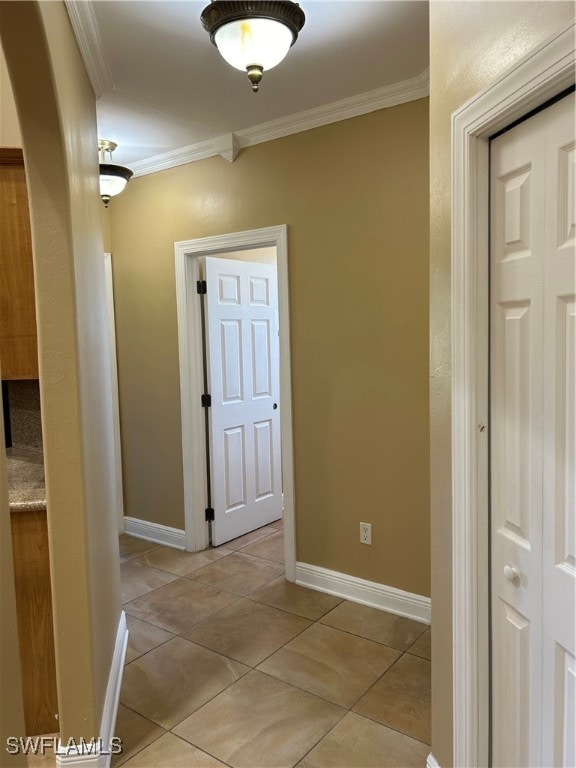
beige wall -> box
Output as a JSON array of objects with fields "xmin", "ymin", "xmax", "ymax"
[
  {"xmin": 109, "ymin": 98, "xmax": 431, "ymax": 596},
  {"xmin": 1, "ymin": 0, "xmax": 121, "ymax": 740},
  {"xmin": 101, "ymin": 206, "xmax": 112, "ymax": 253},
  {"xmin": 0, "ymin": 44, "xmax": 21, "ymax": 147},
  {"xmin": 429, "ymin": 2, "xmax": 575, "ymax": 765}
]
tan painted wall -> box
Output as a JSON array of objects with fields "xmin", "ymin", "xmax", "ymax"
[
  {"xmin": 0, "ymin": 45, "xmax": 21, "ymax": 147},
  {"xmin": 429, "ymin": 3, "xmax": 575, "ymax": 765},
  {"xmin": 109, "ymin": 98, "xmax": 430, "ymax": 596},
  {"xmin": 1, "ymin": 0, "xmax": 121, "ymax": 740},
  {"xmin": 101, "ymin": 206, "xmax": 112, "ymax": 253}
]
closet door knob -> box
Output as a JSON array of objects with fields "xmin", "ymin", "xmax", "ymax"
[{"xmin": 503, "ymin": 565, "xmax": 520, "ymax": 585}]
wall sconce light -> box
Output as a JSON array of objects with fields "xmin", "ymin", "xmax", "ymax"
[
  {"xmin": 99, "ymin": 140, "xmax": 133, "ymax": 207},
  {"xmin": 201, "ymin": 1, "xmax": 305, "ymax": 93}
]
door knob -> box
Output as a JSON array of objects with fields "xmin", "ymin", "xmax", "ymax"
[
  {"xmin": 273, "ymin": 403, "xmax": 278, "ymax": 409},
  {"xmin": 503, "ymin": 565, "xmax": 520, "ymax": 585}
]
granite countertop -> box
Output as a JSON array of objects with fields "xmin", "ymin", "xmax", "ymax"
[{"xmin": 6, "ymin": 449, "xmax": 46, "ymax": 511}]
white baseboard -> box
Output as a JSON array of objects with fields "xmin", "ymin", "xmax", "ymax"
[
  {"xmin": 56, "ymin": 611, "xmax": 128, "ymax": 768},
  {"xmin": 55, "ymin": 752, "xmax": 100, "ymax": 768},
  {"xmin": 426, "ymin": 752, "xmax": 440, "ymax": 768},
  {"xmin": 295, "ymin": 562, "xmax": 431, "ymax": 624},
  {"xmin": 123, "ymin": 517, "xmax": 186, "ymax": 550}
]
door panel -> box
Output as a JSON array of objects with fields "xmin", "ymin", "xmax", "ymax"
[
  {"xmin": 491, "ymin": 93, "xmax": 575, "ymax": 767},
  {"xmin": 223, "ymin": 426, "xmax": 246, "ymax": 511},
  {"xmin": 221, "ymin": 321, "xmax": 243, "ymax": 402},
  {"xmin": 541, "ymin": 95, "xmax": 576, "ymax": 768},
  {"xmin": 205, "ymin": 256, "xmax": 282, "ymax": 545},
  {"xmin": 554, "ymin": 646, "xmax": 575, "ymax": 767},
  {"xmin": 492, "ymin": 601, "xmax": 531, "ymax": 768},
  {"xmin": 254, "ymin": 420, "xmax": 274, "ymax": 499},
  {"xmin": 251, "ymin": 320, "xmax": 272, "ymax": 397},
  {"xmin": 556, "ymin": 298, "xmax": 575, "ymax": 568},
  {"xmin": 491, "ymin": 112, "xmax": 544, "ymax": 767},
  {"xmin": 494, "ymin": 301, "xmax": 532, "ymax": 540}
]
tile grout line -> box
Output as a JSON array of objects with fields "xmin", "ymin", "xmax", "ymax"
[
  {"xmin": 348, "ymin": 650, "xmax": 432, "ymax": 746},
  {"xmin": 112, "ymin": 705, "xmax": 167, "ymax": 767},
  {"xmin": 312, "ymin": 616, "xmax": 425, "ymax": 650},
  {"xmin": 167, "ymin": 732, "xmax": 236, "ymax": 768},
  {"xmin": 344, "ymin": 705, "xmax": 433, "ymax": 748},
  {"xmin": 291, "ymin": 706, "xmax": 350, "ymax": 768}
]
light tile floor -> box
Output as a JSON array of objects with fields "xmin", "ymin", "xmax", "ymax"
[{"xmin": 116, "ymin": 523, "xmax": 432, "ymax": 767}]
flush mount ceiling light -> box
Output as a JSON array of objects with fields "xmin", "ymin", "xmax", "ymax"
[
  {"xmin": 201, "ymin": 1, "xmax": 305, "ymax": 93},
  {"xmin": 98, "ymin": 140, "xmax": 133, "ymax": 207}
]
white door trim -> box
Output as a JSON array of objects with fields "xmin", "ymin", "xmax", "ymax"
[
  {"xmin": 103, "ymin": 253, "xmax": 125, "ymax": 535},
  {"xmin": 451, "ymin": 23, "xmax": 575, "ymax": 768},
  {"xmin": 174, "ymin": 225, "xmax": 296, "ymax": 580}
]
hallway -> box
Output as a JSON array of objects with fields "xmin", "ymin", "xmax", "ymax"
[{"xmin": 116, "ymin": 523, "xmax": 431, "ymax": 767}]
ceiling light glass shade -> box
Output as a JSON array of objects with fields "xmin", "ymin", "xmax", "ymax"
[
  {"xmin": 99, "ymin": 165, "xmax": 132, "ymax": 199},
  {"xmin": 214, "ymin": 18, "xmax": 293, "ymax": 72},
  {"xmin": 98, "ymin": 140, "xmax": 133, "ymax": 207},
  {"xmin": 201, "ymin": 1, "xmax": 305, "ymax": 92}
]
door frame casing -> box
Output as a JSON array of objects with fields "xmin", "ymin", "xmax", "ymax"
[
  {"xmin": 174, "ymin": 225, "xmax": 296, "ymax": 579},
  {"xmin": 103, "ymin": 252, "xmax": 125, "ymax": 535},
  {"xmin": 451, "ymin": 23, "xmax": 575, "ymax": 768}
]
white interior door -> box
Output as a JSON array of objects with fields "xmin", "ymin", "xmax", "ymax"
[
  {"xmin": 490, "ymin": 93, "xmax": 575, "ymax": 768},
  {"xmin": 204, "ymin": 256, "xmax": 282, "ymax": 546}
]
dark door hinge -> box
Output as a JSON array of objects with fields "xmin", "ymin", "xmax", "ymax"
[
  {"xmin": 205, "ymin": 507, "xmax": 215, "ymax": 522},
  {"xmin": 197, "ymin": 280, "xmax": 207, "ymax": 294},
  {"xmin": 201, "ymin": 393, "xmax": 212, "ymax": 408}
]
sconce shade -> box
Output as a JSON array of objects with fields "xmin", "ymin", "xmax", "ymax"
[{"xmin": 201, "ymin": 1, "xmax": 305, "ymax": 91}]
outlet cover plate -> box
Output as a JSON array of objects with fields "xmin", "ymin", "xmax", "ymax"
[{"xmin": 360, "ymin": 522, "xmax": 372, "ymax": 545}]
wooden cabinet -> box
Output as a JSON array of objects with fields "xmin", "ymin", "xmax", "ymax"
[
  {"xmin": 0, "ymin": 148, "xmax": 39, "ymax": 379},
  {"xmin": 10, "ymin": 507, "xmax": 59, "ymax": 736}
]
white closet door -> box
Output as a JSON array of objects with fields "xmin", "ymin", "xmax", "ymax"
[
  {"xmin": 541, "ymin": 94, "xmax": 575, "ymax": 768},
  {"xmin": 490, "ymin": 92, "xmax": 575, "ymax": 768}
]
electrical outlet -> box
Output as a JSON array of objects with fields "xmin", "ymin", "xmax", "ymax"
[{"xmin": 360, "ymin": 522, "xmax": 372, "ymax": 545}]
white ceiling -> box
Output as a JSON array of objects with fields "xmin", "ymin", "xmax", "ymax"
[{"xmin": 71, "ymin": 1, "xmax": 429, "ymax": 167}]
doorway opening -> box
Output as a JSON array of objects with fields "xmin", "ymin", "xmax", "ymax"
[
  {"xmin": 199, "ymin": 250, "xmax": 282, "ymax": 547},
  {"xmin": 174, "ymin": 225, "xmax": 296, "ymax": 580}
]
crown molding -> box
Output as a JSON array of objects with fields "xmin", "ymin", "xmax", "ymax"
[
  {"xmin": 130, "ymin": 133, "xmax": 239, "ymax": 177},
  {"xmin": 65, "ymin": 0, "xmax": 114, "ymax": 99},
  {"xmin": 237, "ymin": 68, "xmax": 429, "ymax": 149},
  {"xmin": 131, "ymin": 69, "xmax": 429, "ymax": 177}
]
